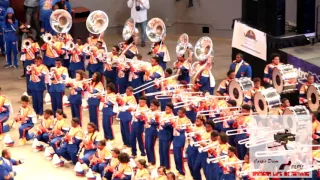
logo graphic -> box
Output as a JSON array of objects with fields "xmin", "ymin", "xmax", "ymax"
[{"xmin": 244, "ymin": 30, "xmax": 257, "ymax": 40}]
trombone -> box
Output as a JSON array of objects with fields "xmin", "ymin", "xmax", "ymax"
[
  {"xmin": 176, "ymin": 124, "xmax": 195, "ymax": 130},
  {"xmin": 198, "ymin": 142, "xmax": 219, "ymax": 153},
  {"xmin": 173, "ymin": 96, "xmax": 206, "ymax": 109},
  {"xmin": 190, "ymin": 139, "xmax": 210, "ymax": 147},
  {"xmin": 26, "ymin": 64, "xmax": 36, "ymax": 71},
  {"xmin": 186, "ymin": 130, "xmax": 206, "ymax": 139},
  {"xmin": 197, "ymin": 107, "xmax": 242, "ymax": 116},
  {"xmin": 207, "ymin": 155, "xmax": 228, "ymax": 164},
  {"xmin": 133, "ymin": 74, "xmax": 179, "ymax": 95},
  {"xmin": 226, "ymin": 127, "xmax": 271, "ymax": 136},
  {"xmin": 88, "ymin": 92, "xmax": 106, "ymax": 98}
]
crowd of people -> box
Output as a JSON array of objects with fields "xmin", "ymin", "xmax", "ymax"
[{"xmin": 0, "ymin": 0, "xmax": 319, "ymax": 180}]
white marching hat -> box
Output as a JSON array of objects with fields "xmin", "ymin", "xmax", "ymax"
[
  {"xmin": 44, "ymin": 93, "xmax": 51, "ymax": 104},
  {"xmin": 74, "ymin": 162, "xmax": 85, "ymax": 176},
  {"xmin": 44, "ymin": 146, "xmax": 54, "ymax": 160},
  {"xmin": 4, "ymin": 134, "xmax": 14, "ymax": 147}
]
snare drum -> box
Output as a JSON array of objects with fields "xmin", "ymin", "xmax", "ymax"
[
  {"xmin": 306, "ymin": 83, "xmax": 320, "ymax": 112},
  {"xmin": 272, "ymin": 64, "xmax": 298, "ymax": 94},
  {"xmin": 254, "ymin": 87, "xmax": 281, "ymax": 115},
  {"xmin": 228, "ymin": 77, "xmax": 254, "ymax": 106}
]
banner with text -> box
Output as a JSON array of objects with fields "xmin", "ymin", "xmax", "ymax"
[{"xmin": 232, "ymin": 21, "xmax": 267, "ymax": 61}]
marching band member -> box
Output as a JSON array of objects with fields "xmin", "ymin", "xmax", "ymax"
[
  {"xmin": 134, "ymin": 159, "xmax": 150, "ymax": 179},
  {"xmin": 87, "ymin": 34, "xmax": 104, "ymax": 47},
  {"xmin": 104, "ymin": 45, "xmax": 119, "ymax": 84},
  {"xmin": 309, "ymin": 140, "xmax": 320, "ymax": 180},
  {"xmin": 48, "ymin": 58, "xmax": 68, "ymax": 114},
  {"xmin": 278, "ymin": 98, "xmax": 290, "ymax": 115},
  {"xmin": 59, "ymin": 33, "xmax": 73, "ymax": 76},
  {"xmin": 86, "ymin": 41, "xmax": 105, "ymax": 78},
  {"xmin": 49, "ymin": 109, "xmax": 69, "ymax": 153},
  {"xmin": 159, "ymin": 68, "xmax": 177, "ymax": 111},
  {"xmin": 145, "ymin": 99, "xmax": 161, "ymax": 169},
  {"xmin": 172, "ymin": 107, "xmax": 192, "ymax": 179},
  {"xmin": 41, "ymin": 35, "xmax": 65, "ymax": 69},
  {"xmin": 122, "ymin": 36, "xmax": 138, "ymax": 59},
  {"xmin": 35, "ymin": 109, "xmax": 54, "ymax": 150},
  {"xmin": 217, "ymin": 70, "xmax": 235, "ymax": 96},
  {"xmin": 0, "ymin": 149, "xmax": 23, "ymax": 180},
  {"xmin": 232, "ymin": 104, "xmax": 252, "ymax": 160},
  {"xmin": 167, "ymin": 172, "xmax": 175, "ymax": 180},
  {"xmin": 238, "ymin": 153, "xmax": 251, "ymax": 180},
  {"xmin": 195, "ymin": 130, "xmax": 219, "ymax": 179},
  {"xmin": 69, "ymin": 37, "xmax": 85, "ymax": 78},
  {"xmin": 194, "ymin": 58, "xmax": 215, "ymax": 95},
  {"xmin": 117, "ymin": 86, "xmax": 137, "ymax": 148},
  {"xmin": 101, "ymin": 83, "xmax": 117, "ymax": 141},
  {"xmin": 3, "ymin": 8, "xmax": 19, "ymax": 69},
  {"xmin": 229, "ymin": 53, "xmax": 252, "ymax": 78},
  {"xmin": 90, "ymin": 140, "xmax": 112, "ymax": 176},
  {"xmin": 263, "ymin": 53, "xmax": 283, "ymax": 85},
  {"xmin": 27, "ymin": 56, "xmax": 49, "ymax": 117},
  {"xmin": 79, "ymin": 123, "xmax": 102, "ymax": 166},
  {"xmin": 219, "ymin": 146, "xmax": 240, "ymax": 180},
  {"xmin": 218, "ymin": 100, "xmax": 237, "ymax": 147},
  {"xmin": 143, "ymin": 56, "xmax": 164, "ymax": 105},
  {"xmin": 158, "ymin": 103, "xmax": 174, "ymax": 171},
  {"xmin": 129, "ymin": 54, "xmax": 145, "ymax": 101},
  {"xmin": 244, "ymin": 78, "xmax": 264, "ymax": 106},
  {"xmin": 206, "ymin": 132, "xmax": 230, "ymax": 180},
  {"xmin": 0, "ymin": 87, "xmax": 11, "ymax": 139},
  {"xmin": 102, "ymin": 148, "xmax": 121, "ymax": 180},
  {"xmin": 175, "ymin": 55, "xmax": 191, "ymax": 84},
  {"xmin": 116, "ymin": 59, "xmax": 130, "ymax": 94},
  {"xmin": 56, "ymin": 117, "xmax": 83, "ymax": 165},
  {"xmin": 14, "ymin": 95, "xmax": 36, "ymax": 145},
  {"xmin": 21, "ymin": 36, "xmax": 40, "ymax": 95},
  {"xmin": 41, "ymin": 3, "xmax": 59, "ymax": 36},
  {"xmin": 312, "ymin": 113, "xmax": 320, "ymax": 143},
  {"xmin": 130, "ymin": 96, "xmax": 148, "ymax": 158},
  {"xmin": 87, "ymin": 72, "xmax": 104, "ymax": 128},
  {"xmin": 299, "ymin": 74, "xmax": 314, "ymax": 105},
  {"xmin": 154, "ymin": 166, "xmax": 167, "ymax": 180},
  {"xmin": 68, "ymin": 70, "xmax": 87, "ymax": 126},
  {"xmin": 151, "ymin": 40, "xmax": 170, "ymax": 71},
  {"xmin": 185, "ymin": 86, "xmax": 200, "ymax": 123},
  {"xmin": 112, "ymin": 152, "xmax": 133, "ymax": 180},
  {"xmin": 186, "ymin": 115, "xmax": 206, "ymax": 180}
]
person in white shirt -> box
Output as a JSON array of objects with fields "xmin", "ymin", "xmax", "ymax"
[{"xmin": 127, "ymin": 0, "xmax": 150, "ymax": 47}]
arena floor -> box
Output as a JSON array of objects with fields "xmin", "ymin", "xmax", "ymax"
[{"xmin": 0, "ymin": 34, "xmax": 232, "ymax": 180}]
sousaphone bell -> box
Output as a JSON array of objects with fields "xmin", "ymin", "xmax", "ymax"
[
  {"xmin": 146, "ymin": 18, "xmax": 166, "ymax": 43},
  {"xmin": 194, "ymin": 36, "xmax": 213, "ymax": 61},
  {"xmin": 86, "ymin": 10, "xmax": 109, "ymax": 34},
  {"xmin": 122, "ymin": 18, "xmax": 138, "ymax": 41},
  {"xmin": 176, "ymin": 33, "xmax": 189, "ymax": 57},
  {"xmin": 50, "ymin": 9, "xmax": 72, "ymax": 33}
]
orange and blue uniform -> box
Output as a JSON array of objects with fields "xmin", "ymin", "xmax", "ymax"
[
  {"xmin": 86, "ymin": 48, "xmax": 105, "ymax": 78},
  {"xmin": 145, "ymin": 110, "xmax": 161, "ymax": 165},
  {"xmin": 27, "ymin": 64, "xmax": 48, "ymax": 115},
  {"xmin": 80, "ymin": 131, "xmax": 101, "ymax": 166},
  {"xmin": 244, "ymin": 86, "xmax": 265, "ymax": 103},
  {"xmin": 48, "ymin": 66, "xmax": 68, "ymax": 114},
  {"xmin": 230, "ymin": 60, "xmax": 252, "ymax": 78},
  {"xmin": 49, "ymin": 118, "xmax": 69, "ymax": 153},
  {"xmin": 87, "ymin": 82, "xmax": 104, "ymax": 128},
  {"xmin": 41, "ymin": 41, "xmax": 64, "ymax": 68},
  {"xmin": 264, "ymin": 63, "xmax": 283, "ymax": 84},
  {"xmin": 144, "ymin": 65, "xmax": 164, "ymax": 105},
  {"xmin": 69, "ymin": 45, "xmax": 85, "ymax": 78},
  {"xmin": 17, "ymin": 106, "xmax": 36, "ymax": 141},
  {"xmin": 194, "ymin": 62, "xmax": 215, "ymax": 95},
  {"xmin": 299, "ymin": 82, "xmax": 312, "ymax": 104},
  {"xmin": 35, "ymin": 116, "xmax": 54, "ymax": 146},
  {"xmin": 177, "ymin": 60, "xmax": 191, "ymax": 84},
  {"xmin": 103, "ymin": 54, "xmax": 118, "ymax": 85},
  {"xmin": 101, "ymin": 93, "xmax": 117, "ymax": 140},
  {"xmin": 130, "ymin": 105, "xmax": 148, "ymax": 157},
  {"xmin": 68, "ymin": 80, "xmax": 84, "ymax": 126},
  {"xmin": 0, "ymin": 95, "xmax": 11, "ymax": 135},
  {"xmin": 158, "ymin": 112, "xmax": 174, "ymax": 169},
  {"xmin": 152, "ymin": 42, "xmax": 170, "ymax": 71}
]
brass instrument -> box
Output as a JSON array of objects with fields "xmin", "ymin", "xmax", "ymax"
[
  {"xmin": 26, "ymin": 64, "xmax": 36, "ymax": 71},
  {"xmin": 22, "ymin": 39, "xmax": 32, "ymax": 49},
  {"xmin": 146, "ymin": 18, "xmax": 166, "ymax": 43},
  {"xmin": 43, "ymin": 33, "xmax": 54, "ymax": 45},
  {"xmin": 194, "ymin": 36, "xmax": 213, "ymax": 61},
  {"xmin": 86, "ymin": 10, "xmax": 109, "ymax": 34},
  {"xmin": 50, "ymin": 9, "xmax": 72, "ymax": 33},
  {"xmin": 82, "ymin": 43, "xmax": 91, "ymax": 54},
  {"xmin": 176, "ymin": 33, "xmax": 189, "ymax": 57},
  {"xmin": 65, "ymin": 40, "xmax": 75, "ymax": 51},
  {"xmin": 122, "ymin": 18, "xmax": 136, "ymax": 41}
]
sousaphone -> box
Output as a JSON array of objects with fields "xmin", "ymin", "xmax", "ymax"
[
  {"xmin": 194, "ymin": 36, "xmax": 213, "ymax": 61},
  {"xmin": 50, "ymin": 9, "xmax": 72, "ymax": 33},
  {"xmin": 122, "ymin": 18, "xmax": 138, "ymax": 41},
  {"xmin": 176, "ymin": 33, "xmax": 189, "ymax": 57},
  {"xmin": 146, "ymin": 18, "xmax": 166, "ymax": 43},
  {"xmin": 86, "ymin": 10, "xmax": 109, "ymax": 34}
]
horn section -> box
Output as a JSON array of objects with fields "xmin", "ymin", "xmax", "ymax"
[
  {"xmin": 22, "ymin": 39, "xmax": 32, "ymax": 49},
  {"xmin": 122, "ymin": 18, "xmax": 136, "ymax": 41},
  {"xmin": 146, "ymin": 18, "xmax": 166, "ymax": 43},
  {"xmin": 176, "ymin": 33, "xmax": 189, "ymax": 57},
  {"xmin": 50, "ymin": 9, "xmax": 72, "ymax": 33},
  {"xmin": 194, "ymin": 36, "xmax": 213, "ymax": 61},
  {"xmin": 86, "ymin": 10, "xmax": 109, "ymax": 34}
]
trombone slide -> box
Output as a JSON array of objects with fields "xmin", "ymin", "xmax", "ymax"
[
  {"xmin": 207, "ymin": 155, "xmax": 228, "ymax": 164},
  {"xmin": 190, "ymin": 139, "xmax": 209, "ymax": 147},
  {"xmin": 255, "ymin": 150, "xmax": 296, "ymax": 157},
  {"xmin": 176, "ymin": 124, "xmax": 195, "ymax": 130},
  {"xmin": 223, "ymin": 160, "xmax": 244, "ymax": 166},
  {"xmin": 226, "ymin": 127, "xmax": 270, "ymax": 136},
  {"xmin": 186, "ymin": 130, "xmax": 205, "ymax": 139},
  {"xmin": 198, "ymin": 142, "xmax": 219, "ymax": 153}
]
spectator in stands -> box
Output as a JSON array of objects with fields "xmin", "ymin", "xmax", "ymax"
[
  {"xmin": 56, "ymin": 0, "xmax": 72, "ymax": 15},
  {"xmin": 0, "ymin": 0, "xmax": 9, "ymax": 10},
  {"xmin": 127, "ymin": 0, "xmax": 150, "ymax": 47},
  {"xmin": 0, "ymin": 3, "xmax": 6, "ymax": 55},
  {"xmin": 41, "ymin": 3, "xmax": 59, "ymax": 36},
  {"xmin": 24, "ymin": 0, "xmax": 40, "ymax": 39},
  {"xmin": 39, "ymin": 0, "xmax": 59, "ymax": 27},
  {"xmin": 3, "ymin": 8, "xmax": 19, "ymax": 69}
]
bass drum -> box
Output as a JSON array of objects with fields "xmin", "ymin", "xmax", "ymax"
[
  {"xmin": 254, "ymin": 87, "xmax": 281, "ymax": 115},
  {"xmin": 228, "ymin": 77, "xmax": 253, "ymax": 106},
  {"xmin": 272, "ymin": 64, "xmax": 298, "ymax": 94},
  {"xmin": 306, "ymin": 84, "xmax": 320, "ymax": 112},
  {"xmin": 283, "ymin": 106, "xmax": 310, "ymax": 138}
]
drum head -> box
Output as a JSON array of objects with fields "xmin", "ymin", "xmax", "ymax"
[
  {"xmin": 307, "ymin": 85, "xmax": 319, "ymax": 112},
  {"xmin": 272, "ymin": 67, "xmax": 283, "ymax": 94},
  {"xmin": 283, "ymin": 108, "xmax": 295, "ymax": 131},
  {"xmin": 228, "ymin": 80, "xmax": 243, "ymax": 106},
  {"xmin": 254, "ymin": 91, "xmax": 268, "ymax": 115}
]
